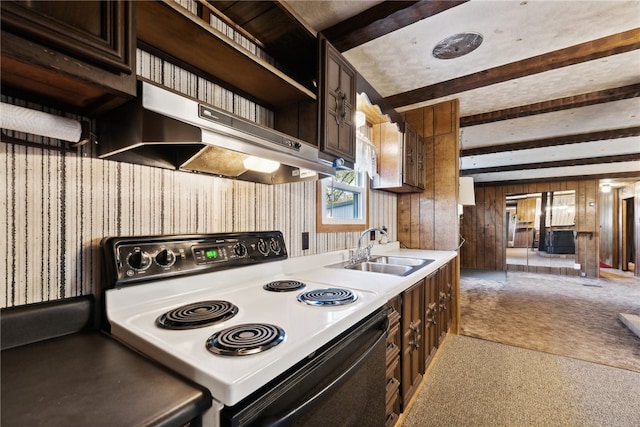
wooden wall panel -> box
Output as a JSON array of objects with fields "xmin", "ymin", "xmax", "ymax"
[
  {"xmin": 421, "ymin": 135, "xmax": 436, "ymax": 249},
  {"xmin": 409, "ymin": 193, "xmax": 420, "ymax": 248},
  {"xmin": 460, "ymin": 204, "xmax": 476, "ymax": 268},
  {"xmin": 635, "ymin": 182, "xmax": 640, "ymax": 277},
  {"xmin": 474, "ymin": 186, "xmax": 486, "ymax": 269},
  {"xmin": 398, "ymin": 196, "xmax": 411, "ymax": 247},
  {"xmin": 433, "ymin": 102, "xmax": 453, "ymax": 136},
  {"xmin": 433, "ymin": 133, "xmax": 459, "ymax": 250},
  {"xmin": 397, "ymin": 99, "xmax": 459, "ymax": 251}
]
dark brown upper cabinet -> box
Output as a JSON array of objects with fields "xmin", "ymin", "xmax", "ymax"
[
  {"xmin": 0, "ymin": 0, "xmax": 136, "ymax": 115},
  {"xmin": 318, "ymin": 36, "xmax": 357, "ymax": 165}
]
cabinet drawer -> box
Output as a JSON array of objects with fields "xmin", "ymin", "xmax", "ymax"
[
  {"xmin": 385, "ymin": 412, "xmax": 399, "ymax": 427},
  {"xmin": 385, "ymin": 377, "xmax": 400, "ymax": 413},
  {"xmin": 385, "ymin": 344, "xmax": 400, "ymax": 379},
  {"xmin": 387, "ymin": 321, "xmax": 400, "ymax": 346}
]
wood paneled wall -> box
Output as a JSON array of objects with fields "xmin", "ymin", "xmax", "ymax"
[
  {"xmin": 461, "ymin": 180, "xmax": 601, "ymax": 277},
  {"xmin": 397, "ymin": 100, "xmax": 460, "ymax": 251}
]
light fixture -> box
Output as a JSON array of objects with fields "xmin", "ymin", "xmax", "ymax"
[
  {"xmin": 459, "ymin": 177, "xmax": 476, "ymax": 206},
  {"xmin": 355, "ymin": 111, "xmax": 366, "ymax": 127},
  {"xmin": 600, "ymin": 184, "xmax": 611, "ymax": 193},
  {"xmin": 0, "ymin": 102, "xmax": 90, "ymax": 146},
  {"xmin": 243, "ymin": 156, "xmax": 280, "ymax": 173},
  {"xmin": 432, "ymin": 33, "xmax": 483, "ymax": 59}
]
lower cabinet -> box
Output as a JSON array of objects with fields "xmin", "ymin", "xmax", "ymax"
[
  {"xmin": 400, "ymin": 280, "xmax": 424, "ymax": 407},
  {"xmin": 385, "ymin": 257, "xmax": 456, "ymax": 422}
]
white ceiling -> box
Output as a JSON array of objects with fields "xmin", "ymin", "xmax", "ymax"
[{"xmin": 284, "ymin": 0, "xmax": 640, "ymax": 184}]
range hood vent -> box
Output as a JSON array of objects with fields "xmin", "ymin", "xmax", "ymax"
[{"xmin": 98, "ymin": 82, "xmax": 335, "ymax": 184}]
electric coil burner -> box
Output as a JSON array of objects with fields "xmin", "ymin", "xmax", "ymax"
[
  {"xmin": 156, "ymin": 300, "xmax": 238, "ymax": 330},
  {"xmin": 206, "ymin": 323, "xmax": 285, "ymax": 356},
  {"xmin": 263, "ymin": 280, "xmax": 306, "ymax": 292},
  {"xmin": 297, "ymin": 288, "xmax": 357, "ymax": 306}
]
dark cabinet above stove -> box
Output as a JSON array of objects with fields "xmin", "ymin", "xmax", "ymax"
[{"xmin": 0, "ymin": 0, "xmax": 136, "ymax": 115}]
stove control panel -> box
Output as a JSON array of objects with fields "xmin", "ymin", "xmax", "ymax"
[{"xmin": 102, "ymin": 231, "xmax": 288, "ymax": 287}]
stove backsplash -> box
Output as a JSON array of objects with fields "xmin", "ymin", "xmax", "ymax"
[{"xmin": 1, "ymin": 140, "xmax": 397, "ymax": 308}]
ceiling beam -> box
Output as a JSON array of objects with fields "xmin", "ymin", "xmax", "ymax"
[
  {"xmin": 460, "ymin": 127, "xmax": 640, "ymax": 156},
  {"xmin": 460, "ymin": 153, "xmax": 640, "ymax": 175},
  {"xmin": 473, "ymin": 170, "xmax": 640, "ymax": 186},
  {"xmin": 385, "ymin": 28, "xmax": 640, "ymax": 108},
  {"xmin": 322, "ymin": 1, "xmax": 468, "ymax": 52},
  {"xmin": 460, "ymin": 84, "xmax": 640, "ymax": 127}
]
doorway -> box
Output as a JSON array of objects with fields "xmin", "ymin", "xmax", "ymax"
[{"xmin": 622, "ymin": 197, "xmax": 635, "ymax": 272}]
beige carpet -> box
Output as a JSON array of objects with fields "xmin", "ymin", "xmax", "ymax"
[
  {"xmin": 402, "ymin": 335, "xmax": 640, "ymax": 427},
  {"xmin": 459, "ymin": 270, "xmax": 640, "ymax": 373}
]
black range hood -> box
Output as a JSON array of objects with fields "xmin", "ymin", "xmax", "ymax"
[{"xmin": 98, "ymin": 82, "xmax": 335, "ymax": 184}]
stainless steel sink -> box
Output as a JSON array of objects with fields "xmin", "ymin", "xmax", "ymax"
[
  {"xmin": 344, "ymin": 262, "xmax": 413, "ymax": 275},
  {"xmin": 328, "ymin": 255, "xmax": 435, "ymax": 276},
  {"xmin": 368, "ymin": 256, "xmax": 434, "ymax": 267}
]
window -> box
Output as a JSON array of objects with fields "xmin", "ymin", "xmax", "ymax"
[{"xmin": 316, "ymin": 170, "xmax": 369, "ymax": 232}]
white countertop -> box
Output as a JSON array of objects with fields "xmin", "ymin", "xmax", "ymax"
[
  {"xmin": 282, "ymin": 242, "xmax": 458, "ymax": 303},
  {"xmin": 106, "ymin": 240, "xmax": 457, "ymax": 407}
]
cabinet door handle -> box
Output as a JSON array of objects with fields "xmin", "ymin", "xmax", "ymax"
[
  {"xmin": 426, "ymin": 312, "xmax": 436, "ymax": 325},
  {"xmin": 334, "ymin": 88, "xmax": 346, "ymax": 126},
  {"xmin": 408, "ymin": 322, "xmax": 420, "ymax": 349}
]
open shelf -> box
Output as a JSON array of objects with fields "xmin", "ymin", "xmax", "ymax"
[{"xmin": 137, "ymin": 0, "xmax": 316, "ymax": 109}]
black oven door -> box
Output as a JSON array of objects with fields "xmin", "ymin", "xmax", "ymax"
[{"xmin": 221, "ymin": 307, "xmax": 389, "ymax": 427}]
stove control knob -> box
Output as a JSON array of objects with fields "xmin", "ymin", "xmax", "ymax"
[
  {"xmin": 257, "ymin": 239, "xmax": 269, "ymax": 256},
  {"xmin": 128, "ymin": 250, "xmax": 151, "ymax": 271},
  {"xmin": 155, "ymin": 249, "xmax": 176, "ymax": 267},
  {"xmin": 233, "ymin": 243, "xmax": 247, "ymax": 257},
  {"xmin": 269, "ymin": 238, "xmax": 281, "ymax": 254}
]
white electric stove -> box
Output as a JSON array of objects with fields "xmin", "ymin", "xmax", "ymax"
[{"xmin": 102, "ymin": 232, "xmax": 387, "ymax": 427}]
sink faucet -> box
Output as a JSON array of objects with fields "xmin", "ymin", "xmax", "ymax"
[{"xmin": 350, "ymin": 227, "xmax": 390, "ymax": 264}]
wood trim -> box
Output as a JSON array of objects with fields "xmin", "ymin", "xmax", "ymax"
[
  {"xmin": 322, "ymin": 1, "xmax": 468, "ymax": 52},
  {"xmin": 461, "ymin": 84, "xmax": 640, "ymax": 127},
  {"xmin": 461, "ymin": 154, "xmax": 640, "ymax": 175},
  {"xmin": 460, "ymin": 127, "xmax": 640, "ymax": 156},
  {"xmin": 385, "ymin": 28, "xmax": 640, "ymax": 108}
]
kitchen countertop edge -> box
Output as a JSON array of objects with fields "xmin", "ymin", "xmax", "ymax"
[{"xmin": 283, "ymin": 242, "xmax": 458, "ymax": 302}]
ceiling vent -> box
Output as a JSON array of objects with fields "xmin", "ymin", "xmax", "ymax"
[{"xmin": 432, "ymin": 33, "xmax": 483, "ymax": 59}]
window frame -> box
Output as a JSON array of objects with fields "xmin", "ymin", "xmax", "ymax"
[{"xmin": 316, "ymin": 170, "xmax": 369, "ymax": 233}]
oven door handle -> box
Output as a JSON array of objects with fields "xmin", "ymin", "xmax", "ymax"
[{"xmin": 259, "ymin": 317, "xmax": 389, "ymax": 426}]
